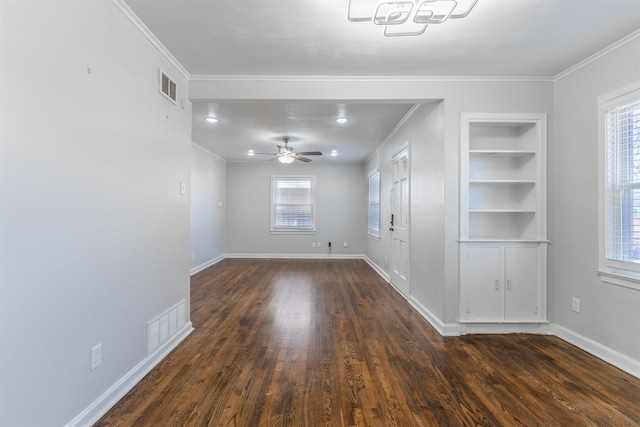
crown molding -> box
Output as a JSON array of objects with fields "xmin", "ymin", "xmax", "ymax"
[
  {"xmin": 554, "ymin": 29, "xmax": 640, "ymax": 82},
  {"xmin": 112, "ymin": 0, "xmax": 190, "ymax": 80},
  {"xmin": 192, "ymin": 142, "xmax": 227, "ymax": 162},
  {"xmin": 188, "ymin": 74, "xmax": 554, "ymax": 83}
]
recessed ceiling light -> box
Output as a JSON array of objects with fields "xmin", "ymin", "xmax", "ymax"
[
  {"xmin": 205, "ymin": 116, "xmax": 219, "ymax": 123},
  {"xmin": 335, "ymin": 117, "xmax": 349, "ymax": 124},
  {"xmin": 331, "ymin": 150, "xmax": 338, "ymax": 156},
  {"xmin": 247, "ymin": 149, "xmax": 255, "ymax": 156}
]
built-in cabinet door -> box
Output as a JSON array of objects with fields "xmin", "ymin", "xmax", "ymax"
[
  {"xmin": 504, "ymin": 247, "xmax": 539, "ymax": 321},
  {"xmin": 463, "ymin": 246, "xmax": 501, "ymax": 321}
]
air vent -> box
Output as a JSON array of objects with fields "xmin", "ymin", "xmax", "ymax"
[
  {"xmin": 159, "ymin": 69, "xmax": 177, "ymax": 104},
  {"xmin": 147, "ymin": 299, "xmax": 187, "ymax": 356}
]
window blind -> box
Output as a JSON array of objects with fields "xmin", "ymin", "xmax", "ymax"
[
  {"xmin": 271, "ymin": 177, "xmax": 314, "ymax": 230},
  {"xmin": 368, "ymin": 171, "xmax": 380, "ymax": 237},
  {"xmin": 605, "ymin": 98, "xmax": 640, "ymax": 264}
]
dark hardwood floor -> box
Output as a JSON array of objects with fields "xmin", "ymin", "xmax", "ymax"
[{"xmin": 96, "ymin": 259, "xmax": 640, "ymax": 426}]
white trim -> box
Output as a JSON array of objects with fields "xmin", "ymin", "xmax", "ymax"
[
  {"xmin": 383, "ymin": 111, "xmax": 419, "ymax": 152},
  {"xmin": 596, "ymin": 270, "xmax": 640, "ymax": 291},
  {"xmin": 555, "ymin": 29, "xmax": 640, "ymax": 81},
  {"xmin": 270, "ymin": 175, "xmax": 316, "ymax": 233},
  {"xmin": 224, "ymin": 253, "xmax": 363, "ymax": 260},
  {"xmin": 111, "ymin": 0, "xmax": 190, "ymax": 79},
  {"xmin": 408, "ymin": 296, "xmax": 460, "ymax": 336},
  {"xmin": 190, "ymin": 255, "xmax": 225, "ymax": 276},
  {"xmin": 65, "ymin": 323, "xmax": 194, "ymax": 427},
  {"xmin": 189, "ymin": 75, "xmax": 554, "ymax": 83},
  {"xmin": 363, "ymin": 255, "xmax": 390, "ymax": 282},
  {"xmin": 460, "ymin": 322, "xmax": 551, "ymax": 335},
  {"xmin": 551, "ymin": 324, "xmax": 640, "ymax": 379},
  {"xmin": 192, "ymin": 142, "xmax": 227, "ymax": 162},
  {"xmin": 597, "ymin": 81, "xmax": 640, "ymax": 278}
]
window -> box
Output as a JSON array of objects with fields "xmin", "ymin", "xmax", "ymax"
[
  {"xmin": 368, "ymin": 170, "xmax": 380, "ymax": 238},
  {"xmin": 271, "ymin": 176, "xmax": 315, "ymax": 233},
  {"xmin": 600, "ymin": 82, "xmax": 640, "ymax": 277}
]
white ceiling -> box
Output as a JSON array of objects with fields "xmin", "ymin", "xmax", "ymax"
[{"xmin": 123, "ymin": 0, "xmax": 640, "ymax": 162}]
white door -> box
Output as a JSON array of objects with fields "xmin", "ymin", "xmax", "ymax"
[
  {"xmin": 390, "ymin": 147, "xmax": 410, "ymax": 296},
  {"xmin": 504, "ymin": 246, "xmax": 540, "ymax": 321}
]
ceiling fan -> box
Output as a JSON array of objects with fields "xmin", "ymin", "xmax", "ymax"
[{"xmin": 256, "ymin": 136, "xmax": 322, "ymax": 164}]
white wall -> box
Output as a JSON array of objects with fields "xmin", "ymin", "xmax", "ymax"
[
  {"xmin": 366, "ymin": 102, "xmax": 447, "ymax": 322},
  {"xmin": 226, "ymin": 162, "xmax": 366, "ymax": 256},
  {"xmin": 552, "ymin": 38, "xmax": 640, "ymax": 362},
  {"xmin": 191, "ymin": 144, "xmax": 226, "ymax": 273},
  {"xmin": 1, "ymin": 2, "xmax": 192, "ymax": 425}
]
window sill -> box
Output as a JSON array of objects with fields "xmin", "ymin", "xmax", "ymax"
[
  {"xmin": 597, "ymin": 269, "xmax": 640, "ymax": 291},
  {"xmin": 270, "ymin": 230, "xmax": 316, "ymax": 235},
  {"xmin": 368, "ymin": 233, "xmax": 380, "ymax": 241}
]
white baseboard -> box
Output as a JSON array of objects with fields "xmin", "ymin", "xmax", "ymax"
[
  {"xmin": 363, "ymin": 256, "xmax": 390, "ymax": 282},
  {"xmin": 65, "ymin": 323, "xmax": 194, "ymax": 427},
  {"xmin": 224, "ymin": 253, "xmax": 365, "ymax": 260},
  {"xmin": 459, "ymin": 322, "xmax": 551, "ymax": 335},
  {"xmin": 408, "ymin": 296, "xmax": 460, "ymax": 336},
  {"xmin": 190, "ymin": 255, "xmax": 225, "ymax": 276},
  {"xmin": 551, "ymin": 324, "xmax": 640, "ymax": 379}
]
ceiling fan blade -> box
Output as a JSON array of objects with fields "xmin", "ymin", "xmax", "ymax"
[
  {"xmin": 296, "ymin": 151, "xmax": 322, "ymax": 156},
  {"xmin": 253, "ymin": 152, "xmax": 278, "ymax": 155},
  {"xmin": 295, "ymin": 156, "xmax": 312, "ymax": 162}
]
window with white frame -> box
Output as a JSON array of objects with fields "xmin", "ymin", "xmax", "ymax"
[
  {"xmin": 601, "ymin": 82, "xmax": 640, "ymax": 273},
  {"xmin": 271, "ymin": 176, "xmax": 315, "ymax": 233},
  {"xmin": 368, "ymin": 170, "xmax": 380, "ymax": 238}
]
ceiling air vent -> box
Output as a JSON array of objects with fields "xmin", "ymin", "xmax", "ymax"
[{"xmin": 159, "ymin": 69, "xmax": 177, "ymax": 104}]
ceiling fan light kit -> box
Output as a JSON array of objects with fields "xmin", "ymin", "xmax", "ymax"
[
  {"xmin": 347, "ymin": 0, "xmax": 478, "ymax": 37},
  {"xmin": 253, "ymin": 136, "xmax": 323, "ymax": 164},
  {"xmin": 277, "ymin": 154, "xmax": 295, "ymax": 164}
]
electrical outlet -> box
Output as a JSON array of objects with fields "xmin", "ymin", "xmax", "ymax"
[
  {"xmin": 572, "ymin": 297, "xmax": 581, "ymax": 313},
  {"xmin": 317, "ymin": 241, "xmax": 322, "ymax": 248},
  {"xmin": 312, "ymin": 242, "xmax": 316, "ymax": 248},
  {"xmin": 344, "ymin": 241, "xmax": 348, "ymax": 248},
  {"xmin": 91, "ymin": 343, "xmax": 102, "ymax": 370},
  {"xmin": 328, "ymin": 242, "xmax": 332, "ymax": 247}
]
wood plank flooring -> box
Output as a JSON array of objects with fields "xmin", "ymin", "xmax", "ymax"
[{"xmin": 96, "ymin": 259, "xmax": 640, "ymax": 426}]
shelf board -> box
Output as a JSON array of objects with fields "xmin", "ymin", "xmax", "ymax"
[
  {"xmin": 469, "ymin": 180, "xmax": 536, "ymax": 184},
  {"xmin": 459, "ymin": 239, "xmax": 549, "ymax": 243},
  {"xmin": 469, "ymin": 209, "xmax": 536, "ymax": 213},
  {"xmin": 469, "ymin": 150, "xmax": 536, "ymax": 156}
]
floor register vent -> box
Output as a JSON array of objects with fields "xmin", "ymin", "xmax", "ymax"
[{"xmin": 147, "ymin": 299, "xmax": 187, "ymax": 356}]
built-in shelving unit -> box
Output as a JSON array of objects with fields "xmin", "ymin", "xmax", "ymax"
[{"xmin": 459, "ymin": 113, "xmax": 548, "ymax": 332}]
